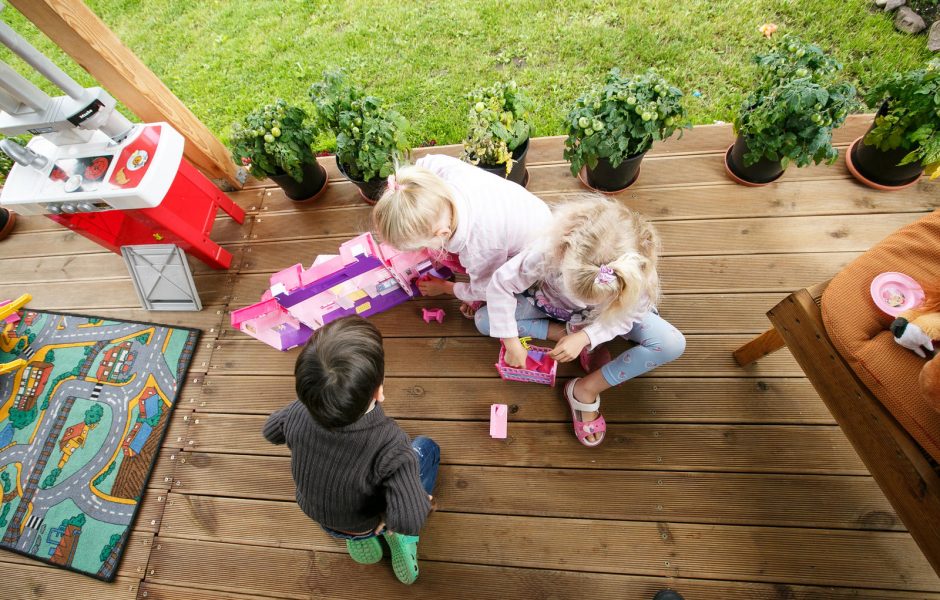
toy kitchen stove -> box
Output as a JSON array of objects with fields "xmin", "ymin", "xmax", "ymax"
[{"xmin": 0, "ymin": 7, "xmax": 244, "ymax": 270}]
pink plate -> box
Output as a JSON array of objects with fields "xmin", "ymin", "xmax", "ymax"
[{"xmin": 870, "ymin": 272, "xmax": 925, "ymax": 317}]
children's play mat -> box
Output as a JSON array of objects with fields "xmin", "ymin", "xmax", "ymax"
[{"xmin": 0, "ymin": 309, "xmax": 198, "ymax": 580}]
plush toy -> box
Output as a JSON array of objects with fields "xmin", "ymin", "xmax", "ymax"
[{"xmin": 890, "ymin": 290, "xmax": 940, "ymax": 411}]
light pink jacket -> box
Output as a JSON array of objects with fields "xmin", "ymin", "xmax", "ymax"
[
  {"xmin": 416, "ymin": 154, "xmax": 552, "ymax": 302},
  {"xmin": 486, "ymin": 245, "xmax": 652, "ymax": 349}
]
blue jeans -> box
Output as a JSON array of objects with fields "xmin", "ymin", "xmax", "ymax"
[{"xmin": 323, "ymin": 436, "xmax": 440, "ymax": 540}]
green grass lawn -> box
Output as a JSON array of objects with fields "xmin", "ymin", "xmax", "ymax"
[{"xmin": 0, "ymin": 0, "xmax": 932, "ymax": 150}]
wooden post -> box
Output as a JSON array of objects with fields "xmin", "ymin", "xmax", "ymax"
[{"xmin": 9, "ymin": 0, "xmax": 242, "ymax": 189}]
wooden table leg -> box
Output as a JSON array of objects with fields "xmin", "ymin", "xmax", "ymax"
[{"xmin": 733, "ymin": 327, "xmax": 786, "ymax": 367}]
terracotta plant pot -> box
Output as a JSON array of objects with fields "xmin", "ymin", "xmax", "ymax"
[
  {"xmin": 268, "ymin": 161, "xmax": 329, "ymax": 202},
  {"xmin": 476, "ymin": 137, "xmax": 530, "ymax": 187},
  {"xmin": 336, "ymin": 158, "xmax": 387, "ymax": 205},
  {"xmin": 0, "ymin": 207, "xmax": 15, "ymax": 241},
  {"xmin": 724, "ymin": 135, "xmax": 785, "ymax": 186},
  {"xmin": 580, "ymin": 152, "xmax": 646, "ymax": 193},
  {"xmin": 846, "ymin": 102, "xmax": 922, "ymax": 191}
]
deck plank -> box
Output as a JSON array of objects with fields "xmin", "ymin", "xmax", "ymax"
[
  {"xmin": 208, "ymin": 335, "xmax": 804, "ymax": 378},
  {"xmin": 193, "ymin": 375, "xmax": 835, "ymax": 424},
  {"xmin": 155, "ymin": 496, "xmax": 939, "ymax": 592},
  {"xmin": 172, "ymin": 453, "xmax": 898, "ymax": 530},
  {"xmin": 183, "ymin": 413, "xmax": 866, "ymax": 474}
]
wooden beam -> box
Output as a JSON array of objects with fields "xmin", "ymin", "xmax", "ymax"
[
  {"xmin": 768, "ymin": 288, "xmax": 940, "ymax": 576},
  {"xmin": 733, "ymin": 327, "xmax": 786, "ymax": 367},
  {"xmin": 9, "ymin": 0, "xmax": 242, "ymax": 188}
]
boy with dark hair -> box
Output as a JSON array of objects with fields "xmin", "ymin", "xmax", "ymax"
[{"xmin": 263, "ymin": 316, "xmax": 438, "ymax": 585}]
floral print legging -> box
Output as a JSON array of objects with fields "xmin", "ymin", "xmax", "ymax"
[{"xmin": 475, "ymin": 294, "xmax": 686, "ymax": 386}]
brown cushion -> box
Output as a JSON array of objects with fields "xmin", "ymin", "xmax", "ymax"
[{"xmin": 822, "ymin": 209, "xmax": 940, "ymax": 462}]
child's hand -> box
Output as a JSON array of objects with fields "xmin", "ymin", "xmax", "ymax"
[
  {"xmin": 459, "ymin": 301, "xmax": 480, "ymax": 318},
  {"xmin": 417, "ymin": 276, "xmax": 454, "ymax": 297},
  {"xmin": 373, "ymin": 518, "xmax": 387, "ymax": 535},
  {"xmin": 549, "ymin": 331, "xmax": 590, "ymax": 363},
  {"xmin": 502, "ymin": 337, "xmax": 529, "ymax": 368}
]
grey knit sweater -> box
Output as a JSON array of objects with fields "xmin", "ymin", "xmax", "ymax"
[{"xmin": 262, "ymin": 401, "xmax": 431, "ymax": 536}]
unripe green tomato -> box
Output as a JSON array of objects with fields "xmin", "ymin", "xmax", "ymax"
[
  {"xmin": 788, "ymin": 44, "xmax": 798, "ymax": 52},
  {"xmin": 627, "ymin": 96, "xmax": 637, "ymax": 105},
  {"xmin": 796, "ymin": 68, "xmax": 808, "ymax": 77},
  {"xmin": 593, "ymin": 101, "xmax": 601, "ymax": 109},
  {"xmin": 642, "ymin": 112, "xmax": 653, "ymax": 121},
  {"xmin": 351, "ymin": 126, "xmax": 360, "ymax": 135},
  {"xmin": 578, "ymin": 116, "xmax": 591, "ymax": 129},
  {"xmin": 796, "ymin": 48, "xmax": 805, "ymax": 57},
  {"xmin": 264, "ymin": 134, "xmax": 274, "ymax": 143},
  {"xmin": 475, "ymin": 102, "xmax": 485, "ymax": 113},
  {"xmin": 354, "ymin": 117, "xmax": 362, "ymax": 126},
  {"xmin": 635, "ymin": 106, "xmax": 645, "ymax": 115},
  {"xmin": 271, "ymin": 127, "xmax": 281, "ymax": 137}
]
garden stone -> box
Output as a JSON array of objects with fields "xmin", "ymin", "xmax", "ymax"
[
  {"xmin": 930, "ymin": 21, "xmax": 940, "ymax": 51},
  {"xmin": 895, "ymin": 6, "xmax": 926, "ymax": 34}
]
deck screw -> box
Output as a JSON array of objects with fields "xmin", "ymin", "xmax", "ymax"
[
  {"xmin": 180, "ymin": 458, "xmax": 187, "ymax": 464},
  {"xmin": 661, "ymin": 533, "xmax": 668, "ymax": 540},
  {"xmin": 653, "ymin": 431, "xmax": 660, "ymax": 437},
  {"xmin": 657, "ymin": 456, "xmax": 663, "ymax": 462},
  {"xmin": 656, "ymin": 505, "xmax": 663, "ymax": 511},
  {"xmin": 664, "ymin": 561, "xmax": 670, "ymax": 567},
  {"xmin": 156, "ymin": 544, "xmax": 161, "ymax": 550},
  {"xmin": 657, "ymin": 480, "xmax": 663, "ymax": 485},
  {"xmin": 150, "ymin": 519, "xmax": 156, "ymax": 525}
]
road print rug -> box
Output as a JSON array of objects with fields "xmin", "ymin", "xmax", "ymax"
[{"xmin": 0, "ymin": 309, "xmax": 199, "ymax": 580}]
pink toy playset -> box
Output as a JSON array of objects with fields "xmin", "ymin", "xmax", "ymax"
[
  {"xmin": 230, "ymin": 233, "xmax": 451, "ymax": 350},
  {"xmin": 495, "ymin": 343, "xmax": 558, "ymax": 386}
]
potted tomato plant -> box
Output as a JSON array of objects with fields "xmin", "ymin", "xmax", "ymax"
[
  {"xmin": 727, "ymin": 35, "xmax": 857, "ymax": 186},
  {"xmin": 230, "ymin": 100, "xmax": 328, "ymax": 202},
  {"xmin": 847, "ymin": 59, "xmax": 940, "ymax": 190},
  {"xmin": 310, "ymin": 70, "xmax": 410, "ymax": 204},
  {"xmin": 564, "ymin": 68, "xmax": 688, "ymax": 192},
  {"xmin": 461, "ymin": 80, "xmax": 532, "ymax": 187}
]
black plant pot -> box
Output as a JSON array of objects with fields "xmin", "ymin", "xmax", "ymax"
[
  {"xmin": 336, "ymin": 158, "xmax": 387, "ymax": 205},
  {"xmin": 846, "ymin": 104, "xmax": 923, "ymax": 190},
  {"xmin": 0, "ymin": 207, "xmax": 15, "ymax": 241},
  {"xmin": 477, "ymin": 138, "xmax": 529, "ymax": 187},
  {"xmin": 268, "ymin": 160, "xmax": 329, "ymax": 202},
  {"xmin": 583, "ymin": 152, "xmax": 646, "ymax": 193},
  {"xmin": 724, "ymin": 135, "xmax": 785, "ymax": 186}
]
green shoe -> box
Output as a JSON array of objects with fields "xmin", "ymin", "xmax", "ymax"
[
  {"xmin": 345, "ymin": 537, "xmax": 383, "ymax": 564},
  {"xmin": 383, "ymin": 532, "xmax": 420, "ymax": 585}
]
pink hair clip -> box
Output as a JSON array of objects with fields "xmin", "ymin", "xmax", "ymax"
[
  {"xmin": 595, "ymin": 264, "xmax": 616, "ymax": 285},
  {"xmin": 387, "ymin": 174, "xmax": 402, "ymax": 191}
]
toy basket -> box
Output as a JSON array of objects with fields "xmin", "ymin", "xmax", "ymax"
[{"xmin": 495, "ymin": 344, "xmax": 557, "ymax": 386}]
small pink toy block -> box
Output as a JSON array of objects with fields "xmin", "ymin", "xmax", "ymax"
[
  {"xmin": 495, "ymin": 344, "xmax": 558, "ymax": 386},
  {"xmin": 421, "ymin": 307, "xmax": 445, "ymax": 324},
  {"xmin": 490, "ymin": 404, "xmax": 508, "ymax": 439}
]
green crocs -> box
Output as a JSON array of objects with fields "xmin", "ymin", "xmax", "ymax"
[
  {"xmin": 345, "ymin": 537, "xmax": 383, "ymax": 565},
  {"xmin": 383, "ymin": 532, "xmax": 420, "ymax": 585}
]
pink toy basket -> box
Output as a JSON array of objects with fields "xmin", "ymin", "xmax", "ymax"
[{"xmin": 495, "ymin": 344, "xmax": 558, "ymax": 386}]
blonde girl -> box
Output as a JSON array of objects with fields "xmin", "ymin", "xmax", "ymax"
[
  {"xmin": 372, "ymin": 154, "xmax": 551, "ymax": 316},
  {"xmin": 477, "ymin": 194, "xmax": 686, "ymax": 447}
]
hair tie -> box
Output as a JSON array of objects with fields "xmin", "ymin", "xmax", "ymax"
[
  {"xmin": 387, "ymin": 174, "xmax": 402, "ymax": 191},
  {"xmin": 595, "ymin": 264, "xmax": 616, "ymax": 285}
]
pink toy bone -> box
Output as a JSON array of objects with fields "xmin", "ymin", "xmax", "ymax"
[
  {"xmin": 421, "ymin": 307, "xmax": 445, "ymax": 324},
  {"xmin": 490, "ymin": 404, "xmax": 508, "ymax": 439}
]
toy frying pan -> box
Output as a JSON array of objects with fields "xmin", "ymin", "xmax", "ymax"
[{"xmin": 870, "ymin": 272, "xmax": 925, "ymax": 317}]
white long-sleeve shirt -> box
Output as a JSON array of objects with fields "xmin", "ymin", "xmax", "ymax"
[
  {"xmin": 416, "ymin": 154, "xmax": 552, "ymax": 302},
  {"xmin": 486, "ymin": 246, "xmax": 652, "ymax": 349}
]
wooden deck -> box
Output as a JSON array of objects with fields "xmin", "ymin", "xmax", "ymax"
[{"xmin": 3, "ymin": 115, "xmax": 940, "ymax": 599}]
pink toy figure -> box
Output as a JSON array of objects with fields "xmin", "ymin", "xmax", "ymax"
[
  {"xmin": 421, "ymin": 307, "xmax": 445, "ymax": 324},
  {"xmin": 495, "ymin": 343, "xmax": 558, "ymax": 386},
  {"xmin": 231, "ymin": 232, "xmax": 452, "ymax": 351},
  {"xmin": 490, "ymin": 404, "xmax": 508, "ymax": 439}
]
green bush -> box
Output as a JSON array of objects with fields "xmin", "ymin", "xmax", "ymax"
[
  {"xmin": 863, "ymin": 59, "xmax": 940, "ymax": 179},
  {"xmin": 564, "ymin": 68, "xmax": 688, "ymax": 176},
  {"xmin": 734, "ymin": 35, "xmax": 857, "ymax": 168},
  {"xmin": 461, "ymin": 80, "xmax": 532, "ymax": 174},
  {"xmin": 309, "ymin": 70, "xmax": 409, "ymax": 182},
  {"xmin": 229, "ymin": 99, "xmax": 319, "ymax": 181}
]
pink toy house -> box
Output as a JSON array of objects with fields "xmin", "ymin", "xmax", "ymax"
[{"xmin": 231, "ymin": 233, "xmax": 450, "ymax": 350}]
